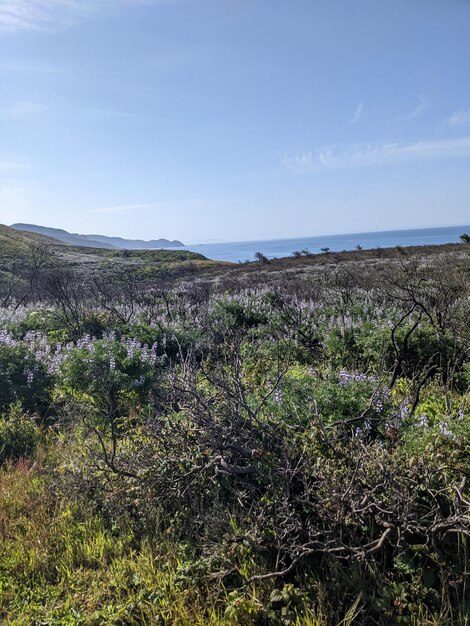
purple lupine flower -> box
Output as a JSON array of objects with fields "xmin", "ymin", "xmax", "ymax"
[
  {"xmin": 354, "ymin": 421, "xmax": 371, "ymax": 438},
  {"xmin": 24, "ymin": 368, "xmax": 34, "ymax": 386},
  {"xmin": 438, "ymin": 421, "xmax": 452, "ymax": 438},
  {"xmin": 398, "ymin": 399, "xmax": 410, "ymax": 422},
  {"xmin": 125, "ymin": 338, "xmax": 135, "ymax": 359},
  {"xmin": 338, "ymin": 370, "xmax": 375, "ymax": 385},
  {"xmin": 149, "ymin": 342, "xmax": 158, "ymax": 365},
  {"xmin": 417, "ymin": 414, "xmax": 429, "ymax": 428}
]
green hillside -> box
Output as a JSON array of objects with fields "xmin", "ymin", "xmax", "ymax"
[
  {"xmin": 0, "ymin": 224, "xmax": 60, "ymax": 262},
  {"xmin": 0, "ymin": 223, "xmax": 214, "ymax": 287}
]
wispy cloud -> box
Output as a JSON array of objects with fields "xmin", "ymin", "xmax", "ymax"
[
  {"xmin": 281, "ymin": 136, "xmax": 470, "ymax": 172},
  {"xmin": 85, "ymin": 107, "xmax": 150, "ymax": 120},
  {"xmin": 0, "ymin": 102, "xmax": 49, "ymax": 120},
  {"xmin": 347, "ymin": 102, "xmax": 364, "ymax": 125},
  {"xmin": 403, "ymin": 94, "xmax": 428, "ymax": 120},
  {"xmin": 0, "ymin": 157, "xmax": 29, "ymax": 173},
  {"xmin": 0, "ymin": 0, "xmax": 157, "ymax": 32},
  {"xmin": 93, "ymin": 203, "xmax": 157, "ymax": 214},
  {"xmin": 92, "ymin": 199, "xmax": 207, "ymax": 214},
  {"xmin": 0, "ymin": 61, "xmax": 62, "ymax": 74},
  {"xmin": 449, "ymin": 107, "xmax": 470, "ymax": 127},
  {"xmin": 0, "ymin": 184, "xmax": 37, "ymax": 220}
]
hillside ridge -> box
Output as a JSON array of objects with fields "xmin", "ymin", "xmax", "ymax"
[{"xmin": 11, "ymin": 223, "xmax": 184, "ymax": 250}]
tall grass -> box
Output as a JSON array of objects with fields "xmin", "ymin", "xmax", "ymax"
[{"xmin": 0, "ymin": 459, "xmax": 384, "ymax": 625}]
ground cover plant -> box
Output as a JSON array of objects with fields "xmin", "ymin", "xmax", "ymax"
[{"xmin": 0, "ymin": 242, "xmax": 469, "ymax": 625}]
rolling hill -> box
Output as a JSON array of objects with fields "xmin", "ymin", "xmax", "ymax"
[
  {"xmin": 0, "ymin": 224, "xmax": 61, "ymax": 262},
  {"xmin": 0, "ymin": 224, "xmax": 210, "ymax": 290},
  {"xmin": 11, "ymin": 223, "xmax": 184, "ymax": 249}
]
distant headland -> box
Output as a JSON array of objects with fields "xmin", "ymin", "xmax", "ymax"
[{"xmin": 10, "ymin": 223, "xmax": 184, "ymax": 250}]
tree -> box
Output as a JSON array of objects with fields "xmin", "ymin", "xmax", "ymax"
[
  {"xmin": 459, "ymin": 233, "xmax": 470, "ymax": 243},
  {"xmin": 1, "ymin": 243, "xmax": 51, "ymax": 309},
  {"xmin": 254, "ymin": 251, "xmax": 270, "ymax": 263}
]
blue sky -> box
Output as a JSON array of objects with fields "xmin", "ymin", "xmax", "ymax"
[{"xmin": 0, "ymin": 0, "xmax": 470, "ymax": 244}]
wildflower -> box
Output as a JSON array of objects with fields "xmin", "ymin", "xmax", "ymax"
[
  {"xmin": 438, "ymin": 421, "xmax": 452, "ymax": 438},
  {"xmin": 24, "ymin": 368, "xmax": 34, "ymax": 386},
  {"xmin": 417, "ymin": 414, "xmax": 429, "ymax": 428}
]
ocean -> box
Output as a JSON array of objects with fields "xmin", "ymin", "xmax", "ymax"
[{"xmin": 183, "ymin": 225, "xmax": 470, "ymax": 263}]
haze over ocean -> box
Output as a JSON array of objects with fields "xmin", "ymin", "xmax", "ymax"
[{"xmin": 183, "ymin": 225, "xmax": 470, "ymax": 263}]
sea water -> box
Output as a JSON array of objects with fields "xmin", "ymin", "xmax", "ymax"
[{"xmin": 183, "ymin": 225, "xmax": 470, "ymax": 263}]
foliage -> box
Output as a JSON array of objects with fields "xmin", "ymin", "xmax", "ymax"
[
  {"xmin": 0, "ymin": 342, "xmax": 53, "ymax": 416},
  {"xmin": 0, "ymin": 246, "xmax": 469, "ymax": 624},
  {"xmin": 0, "ymin": 403, "xmax": 41, "ymax": 463}
]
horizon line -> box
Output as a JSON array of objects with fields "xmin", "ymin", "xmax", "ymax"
[
  {"xmin": 185, "ymin": 223, "xmax": 470, "ymax": 247},
  {"xmin": 6, "ymin": 221, "xmax": 470, "ymax": 249}
]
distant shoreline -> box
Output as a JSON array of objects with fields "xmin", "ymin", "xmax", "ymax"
[
  {"xmin": 187, "ymin": 223, "xmax": 470, "ymax": 248},
  {"xmin": 182, "ymin": 224, "xmax": 470, "ymax": 263}
]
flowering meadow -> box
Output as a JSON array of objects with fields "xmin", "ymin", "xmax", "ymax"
[{"xmin": 0, "ymin": 247, "xmax": 469, "ymax": 625}]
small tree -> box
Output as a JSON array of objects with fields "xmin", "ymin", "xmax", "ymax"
[
  {"xmin": 254, "ymin": 251, "xmax": 270, "ymax": 263},
  {"xmin": 459, "ymin": 233, "xmax": 470, "ymax": 243},
  {"xmin": 321, "ymin": 247, "xmax": 330, "ymax": 254}
]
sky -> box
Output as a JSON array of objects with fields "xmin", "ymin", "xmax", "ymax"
[{"xmin": 0, "ymin": 0, "xmax": 470, "ymax": 244}]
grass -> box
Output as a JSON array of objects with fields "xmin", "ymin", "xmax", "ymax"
[
  {"xmin": 0, "ymin": 457, "xmax": 374, "ymax": 625},
  {"xmin": 0, "ymin": 223, "xmax": 216, "ymax": 284},
  {"xmin": 1, "ymin": 238, "xmax": 469, "ymax": 624},
  {"xmin": 2, "ymin": 458, "xmax": 464, "ymax": 625},
  {"xmin": 0, "ymin": 459, "xmax": 210, "ymax": 624},
  {"xmin": 0, "ymin": 224, "xmax": 58, "ymax": 263}
]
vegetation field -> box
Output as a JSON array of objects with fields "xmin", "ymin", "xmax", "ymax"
[{"xmin": 0, "ymin": 232, "xmax": 469, "ymax": 625}]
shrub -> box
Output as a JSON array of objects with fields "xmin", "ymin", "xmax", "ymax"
[
  {"xmin": 58, "ymin": 337, "xmax": 157, "ymax": 420},
  {"xmin": 0, "ymin": 343, "xmax": 53, "ymax": 416},
  {"xmin": 0, "ymin": 403, "xmax": 41, "ymax": 463}
]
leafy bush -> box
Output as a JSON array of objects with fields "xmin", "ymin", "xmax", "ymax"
[
  {"xmin": 0, "ymin": 344, "xmax": 53, "ymax": 416},
  {"xmin": 0, "ymin": 251, "xmax": 469, "ymax": 624},
  {"xmin": 58, "ymin": 337, "xmax": 157, "ymax": 420},
  {"xmin": 0, "ymin": 403, "xmax": 41, "ymax": 463}
]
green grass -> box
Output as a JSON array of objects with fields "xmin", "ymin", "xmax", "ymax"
[
  {"xmin": 0, "ymin": 442, "xmax": 375, "ymax": 626},
  {"xmin": 0, "ymin": 224, "xmax": 58, "ymax": 262},
  {"xmin": 1, "ymin": 242, "xmax": 469, "ymax": 625},
  {"xmin": 0, "ymin": 223, "xmax": 216, "ymax": 282},
  {"xmin": 0, "ymin": 458, "xmax": 336, "ymax": 625},
  {"xmin": 1, "ymin": 440, "xmax": 466, "ymax": 625}
]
